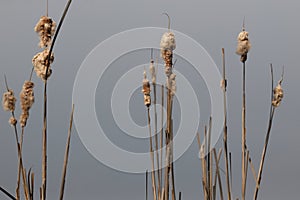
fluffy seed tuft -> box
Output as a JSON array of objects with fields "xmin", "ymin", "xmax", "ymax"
[
  {"xmin": 32, "ymin": 49, "xmax": 54, "ymax": 81},
  {"xmin": 160, "ymin": 32, "xmax": 176, "ymax": 52},
  {"xmin": 2, "ymin": 89, "xmax": 16, "ymax": 112},
  {"xmin": 34, "ymin": 16, "xmax": 56, "ymax": 48},
  {"xmin": 272, "ymin": 82, "xmax": 283, "ymax": 107},
  {"xmin": 19, "ymin": 81, "xmax": 35, "ymax": 127},
  {"xmin": 236, "ymin": 30, "xmax": 251, "ymax": 62}
]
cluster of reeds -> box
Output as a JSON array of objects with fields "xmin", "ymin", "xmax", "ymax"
[
  {"xmin": 0, "ymin": 1, "xmax": 73, "ymax": 200},
  {"xmin": 142, "ymin": 14, "xmax": 180, "ymax": 200},
  {"xmin": 197, "ymin": 22, "xmax": 285, "ymax": 200},
  {"xmin": 142, "ymin": 17, "xmax": 284, "ymax": 200}
]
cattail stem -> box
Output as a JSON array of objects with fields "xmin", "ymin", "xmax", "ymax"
[
  {"xmin": 253, "ymin": 65, "xmax": 277, "ymax": 200},
  {"xmin": 241, "ymin": 61, "xmax": 247, "ymax": 200},
  {"xmin": 59, "ymin": 105, "xmax": 74, "ymax": 200},
  {"xmin": 153, "ymin": 82, "xmax": 161, "ymax": 197},
  {"xmin": 146, "ymin": 171, "xmax": 148, "ymax": 200},
  {"xmin": 222, "ymin": 48, "xmax": 232, "ymax": 200},
  {"xmin": 41, "ymin": 1, "xmax": 72, "ymax": 199},
  {"xmin": 147, "ymin": 107, "xmax": 157, "ymax": 200},
  {"xmin": 208, "ymin": 117, "xmax": 213, "ymax": 200},
  {"xmin": 16, "ymin": 128, "xmax": 25, "ymax": 200},
  {"xmin": 213, "ymin": 149, "xmax": 224, "ymax": 200},
  {"xmin": 160, "ymin": 85, "xmax": 164, "ymax": 192}
]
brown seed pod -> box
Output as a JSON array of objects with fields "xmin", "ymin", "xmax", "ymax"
[
  {"xmin": 236, "ymin": 30, "xmax": 251, "ymax": 63},
  {"xmin": 19, "ymin": 80, "xmax": 35, "ymax": 127},
  {"xmin": 32, "ymin": 49, "xmax": 54, "ymax": 81},
  {"xmin": 2, "ymin": 89, "xmax": 16, "ymax": 112},
  {"xmin": 272, "ymin": 83, "xmax": 284, "ymax": 107},
  {"xmin": 34, "ymin": 16, "xmax": 57, "ymax": 48},
  {"xmin": 142, "ymin": 71, "xmax": 151, "ymax": 107}
]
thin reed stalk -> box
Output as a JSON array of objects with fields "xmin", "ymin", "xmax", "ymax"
[
  {"xmin": 229, "ymin": 152, "xmax": 232, "ymax": 189},
  {"xmin": 208, "ymin": 118, "xmax": 212, "ymax": 200},
  {"xmin": 213, "ymin": 149, "xmax": 223, "ymax": 200},
  {"xmin": 59, "ymin": 105, "xmax": 74, "ymax": 200},
  {"xmin": 160, "ymin": 85, "xmax": 164, "ymax": 190},
  {"xmin": 147, "ymin": 107, "xmax": 157, "ymax": 200},
  {"xmin": 151, "ymin": 59, "xmax": 161, "ymax": 197},
  {"xmin": 241, "ymin": 61, "xmax": 246, "ymax": 200},
  {"xmin": 221, "ymin": 48, "xmax": 232, "ymax": 200},
  {"xmin": 253, "ymin": 65, "xmax": 282, "ymax": 200},
  {"xmin": 0, "ymin": 185, "xmax": 16, "ymax": 200},
  {"xmin": 146, "ymin": 171, "xmax": 148, "ymax": 200}
]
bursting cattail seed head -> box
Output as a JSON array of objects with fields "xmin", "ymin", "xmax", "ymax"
[
  {"xmin": 272, "ymin": 82, "xmax": 284, "ymax": 107},
  {"xmin": 32, "ymin": 49, "xmax": 54, "ymax": 81},
  {"xmin": 160, "ymin": 32, "xmax": 176, "ymax": 52},
  {"xmin": 2, "ymin": 89, "xmax": 16, "ymax": 112},
  {"xmin": 160, "ymin": 31, "xmax": 176, "ymax": 77},
  {"xmin": 236, "ymin": 30, "xmax": 251, "ymax": 63},
  {"xmin": 19, "ymin": 81, "xmax": 35, "ymax": 127},
  {"xmin": 34, "ymin": 16, "xmax": 56, "ymax": 48},
  {"xmin": 142, "ymin": 70, "xmax": 151, "ymax": 107}
]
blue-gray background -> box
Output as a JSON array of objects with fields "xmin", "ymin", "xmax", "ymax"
[{"xmin": 0, "ymin": 0, "xmax": 298, "ymax": 199}]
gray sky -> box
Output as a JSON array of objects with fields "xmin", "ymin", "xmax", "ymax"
[{"xmin": 0, "ymin": 0, "xmax": 299, "ymax": 199}]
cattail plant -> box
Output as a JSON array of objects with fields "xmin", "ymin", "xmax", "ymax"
[
  {"xmin": 149, "ymin": 51, "xmax": 163, "ymax": 198},
  {"xmin": 236, "ymin": 19, "xmax": 251, "ymax": 200},
  {"xmin": 142, "ymin": 70, "xmax": 157, "ymax": 200},
  {"xmin": 36, "ymin": 1, "xmax": 72, "ymax": 199},
  {"xmin": 253, "ymin": 66, "xmax": 284, "ymax": 200},
  {"xmin": 2, "ymin": 76, "xmax": 30, "ymax": 200},
  {"xmin": 0, "ymin": 1, "xmax": 73, "ymax": 200},
  {"xmin": 160, "ymin": 13, "xmax": 177, "ymax": 200}
]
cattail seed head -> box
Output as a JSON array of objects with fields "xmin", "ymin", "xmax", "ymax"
[
  {"xmin": 236, "ymin": 30, "xmax": 251, "ymax": 63},
  {"xmin": 32, "ymin": 49, "xmax": 54, "ymax": 81},
  {"xmin": 272, "ymin": 82, "xmax": 284, "ymax": 107},
  {"xmin": 149, "ymin": 60, "xmax": 156, "ymax": 84},
  {"xmin": 19, "ymin": 80, "xmax": 35, "ymax": 127},
  {"xmin": 2, "ymin": 89, "xmax": 16, "ymax": 112},
  {"xmin": 9, "ymin": 116, "xmax": 17, "ymax": 126},
  {"xmin": 34, "ymin": 16, "xmax": 56, "ymax": 48},
  {"xmin": 160, "ymin": 32, "xmax": 176, "ymax": 52},
  {"xmin": 160, "ymin": 31, "xmax": 176, "ymax": 77},
  {"xmin": 142, "ymin": 70, "xmax": 151, "ymax": 107}
]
